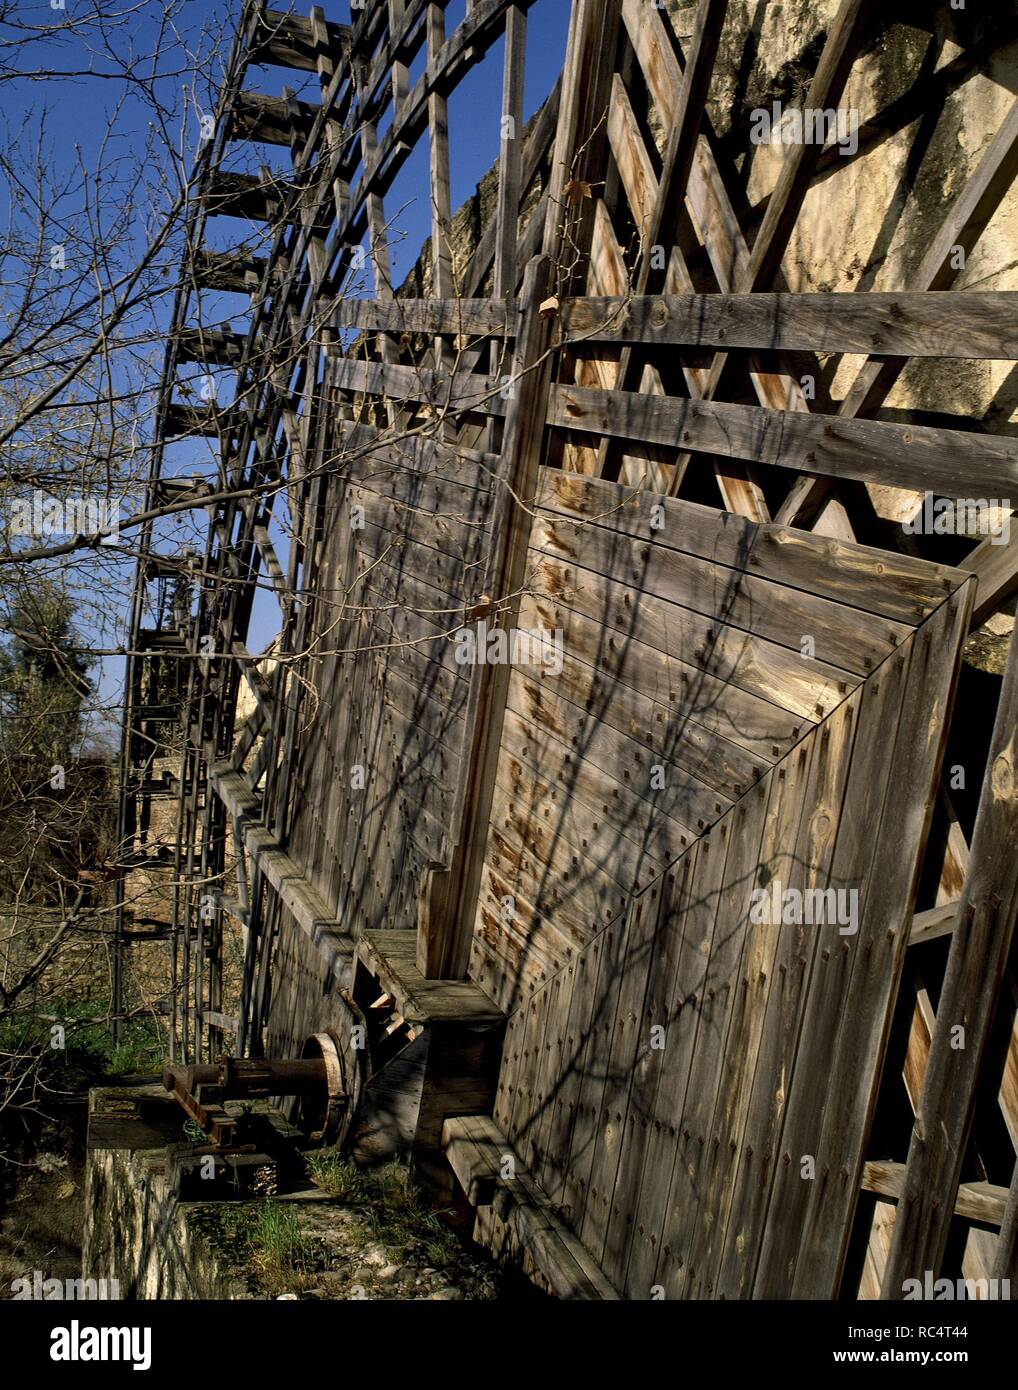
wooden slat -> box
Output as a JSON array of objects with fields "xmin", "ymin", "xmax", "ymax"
[
  {"xmin": 961, "ymin": 531, "xmax": 1018, "ymax": 630},
  {"xmin": 747, "ymin": 0, "xmax": 871, "ymax": 291},
  {"xmin": 561, "ymin": 292, "xmax": 1018, "ymax": 359},
  {"xmin": 251, "ymin": 7, "xmax": 350, "ymax": 72},
  {"xmin": 417, "ymin": 255, "xmax": 556, "ymax": 979},
  {"xmin": 534, "ymin": 470, "xmax": 961, "ymax": 624},
  {"xmin": 529, "ymin": 511, "xmax": 909, "ymax": 677},
  {"xmin": 334, "ymin": 296, "xmax": 517, "ymax": 336},
  {"xmin": 841, "ymin": 97, "xmax": 1018, "ymax": 421},
  {"xmin": 441, "ymin": 1113, "xmax": 620, "ymax": 1298},
  {"xmin": 529, "ymin": 549, "xmax": 859, "ymax": 723},
  {"xmin": 788, "ymin": 586, "xmax": 972, "ymax": 1296},
  {"xmin": 332, "ymin": 354, "xmax": 499, "ymax": 416},
  {"xmin": 862, "ymin": 1161, "xmax": 1008, "ymax": 1227},
  {"xmin": 231, "ymin": 89, "xmax": 318, "ymax": 145},
  {"xmin": 549, "ymin": 383, "xmax": 1018, "ymax": 502},
  {"xmin": 881, "ymin": 627, "xmax": 1018, "ymax": 1294}
]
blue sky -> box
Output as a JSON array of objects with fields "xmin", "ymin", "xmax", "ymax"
[{"xmin": 0, "ymin": 0, "xmax": 571, "ymax": 736}]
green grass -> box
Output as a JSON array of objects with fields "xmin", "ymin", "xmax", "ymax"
[
  {"xmin": 250, "ymin": 1204, "xmax": 316, "ymax": 1274},
  {"xmin": 204, "ymin": 1200, "xmax": 322, "ymax": 1294},
  {"xmin": 306, "ymin": 1153, "xmax": 461, "ymax": 1268}
]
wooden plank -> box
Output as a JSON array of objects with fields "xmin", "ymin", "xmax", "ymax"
[
  {"xmin": 841, "ymin": 97, "xmax": 1018, "ymax": 420},
  {"xmin": 201, "ymin": 170, "xmax": 301, "ymax": 224},
  {"xmin": 334, "ymin": 296, "xmax": 517, "ymax": 336},
  {"xmin": 862, "ymin": 1161, "xmax": 1008, "ymax": 1228},
  {"xmin": 746, "ymin": 0, "xmax": 871, "ymax": 290},
  {"xmin": 534, "ymin": 470, "xmax": 961, "ymax": 625},
  {"xmin": 881, "ymin": 626, "xmax": 1018, "ymax": 1295},
  {"xmin": 442, "ymin": 1114, "xmax": 620, "ymax": 1298},
  {"xmin": 426, "ymin": 3, "xmax": 454, "ymax": 306},
  {"xmin": 540, "ymin": 0, "xmax": 614, "ymax": 272},
  {"xmin": 500, "ymin": 704, "xmax": 697, "ymax": 871},
  {"xmin": 617, "ymin": 0, "xmax": 812, "ymax": 514},
  {"xmin": 231, "ymin": 89, "xmax": 318, "ymax": 145},
  {"xmin": 356, "ymin": 516, "xmax": 486, "ymax": 600},
  {"xmin": 481, "ymin": 822, "xmax": 615, "ymax": 967},
  {"xmin": 250, "ymin": 7, "xmax": 350, "ymax": 72},
  {"xmin": 209, "ymin": 763, "xmax": 354, "ymax": 979},
  {"xmin": 529, "ymin": 550, "xmax": 858, "ymax": 723},
  {"xmin": 529, "ymin": 511, "xmax": 909, "ymax": 677},
  {"xmin": 176, "ymin": 326, "xmax": 250, "ymax": 366},
  {"xmin": 493, "ymin": 5, "xmax": 526, "ymax": 300},
  {"xmin": 787, "ymin": 586, "xmax": 972, "ymax": 1296},
  {"xmin": 593, "ymin": 0, "xmax": 728, "ymax": 477},
  {"xmin": 515, "ymin": 622, "xmax": 772, "ymax": 798},
  {"xmin": 519, "ymin": 588, "xmax": 803, "ymax": 763},
  {"xmin": 745, "ymin": 677, "xmax": 886, "ymax": 1298},
  {"xmin": 992, "ymin": 1159, "xmax": 1018, "ymax": 1282},
  {"xmin": 549, "ymin": 383, "xmax": 1018, "ymax": 502},
  {"xmin": 193, "ymin": 248, "xmax": 268, "ymax": 292},
  {"xmin": 640, "ymin": 818, "xmax": 734, "ymax": 1296},
  {"xmin": 508, "ymin": 668, "xmax": 734, "ymax": 834},
  {"xmin": 331, "ymin": 354, "xmax": 499, "ymax": 416},
  {"xmin": 359, "ymin": 930, "xmax": 503, "ymax": 1025},
  {"xmin": 492, "ymin": 749, "xmax": 668, "ymax": 899},
  {"xmin": 486, "ymin": 2, "xmax": 527, "ymax": 453},
  {"xmin": 533, "ymin": 926, "xmax": 607, "ymax": 1214},
  {"xmin": 960, "ymin": 530, "xmax": 1018, "ymax": 630},
  {"xmin": 518, "ymin": 968, "xmax": 568, "ymax": 1181},
  {"xmin": 597, "ymin": 842, "xmax": 700, "ymax": 1291},
  {"xmin": 669, "ymin": 776, "xmax": 779, "ymax": 1298},
  {"xmin": 443, "ymin": 1111, "xmax": 506, "ymax": 1205},
  {"xmin": 687, "ymin": 724, "xmax": 825, "ymax": 1298},
  {"xmin": 561, "ymin": 292, "xmax": 1018, "ymax": 360},
  {"xmin": 418, "ymin": 255, "xmax": 556, "ymax": 979},
  {"xmin": 463, "ymin": 76, "xmax": 560, "ymax": 298},
  {"xmin": 577, "ymin": 887, "xmax": 667, "ymax": 1257},
  {"xmin": 606, "ymin": 73, "xmax": 656, "ymax": 242}
]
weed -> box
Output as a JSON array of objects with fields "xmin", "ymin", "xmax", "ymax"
[{"xmin": 307, "ymin": 1153, "xmax": 461, "ymax": 1268}]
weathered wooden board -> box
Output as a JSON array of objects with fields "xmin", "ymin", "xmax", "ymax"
[
  {"xmin": 480, "ymin": 496, "xmax": 974, "ymax": 1297},
  {"xmin": 559, "ymin": 292, "xmax": 1018, "ymax": 359},
  {"xmin": 548, "ymin": 383, "xmax": 1018, "ymax": 501}
]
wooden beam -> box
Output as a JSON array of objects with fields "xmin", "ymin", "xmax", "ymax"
[
  {"xmin": 487, "ymin": 3, "xmax": 527, "ymax": 452},
  {"xmin": 209, "ymin": 762, "xmax": 354, "ymax": 980},
  {"xmin": 909, "ymin": 900, "xmax": 959, "ymax": 947},
  {"xmin": 201, "ymin": 171, "xmax": 302, "ymax": 225},
  {"xmin": 549, "ymin": 383, "xmax": 1018, "ymax": 501},
  {"xmin": 426, "ymin": 3, "xmax": 454, "ymax": 303},
  {"xmin": 176, "ymin": 326, "xmax": 250, "ymax": 366},
  {"xmin": 540, "ymin": 0, "xmax": 617, "ymax": 284},
  {"xmin": 782, "ymin": 99, "xmax": 1018, "ymax": 525},
  {"xmin": 441, "ymin": 1114, "xmax": 620, "ymax": 1298},
  {"xmin": 881, "ymin": 628, "xmax": 1018, "ymax": 1295},
  {"xmin": 333, "ymin": 296, "xmax": 517, "ymax": 336},
  {"xmin": 560, "ymin": 292, "xmax": 1018, "ymax": 359},
  {"xmin": 862, "ymin": 1161, "xmax": 1008, "ymax": 1227},
  {"xmin": 493, "ymin": 6, "xmax": 527, "ymax": 300},
  {"xmin": 416, "ymin": 254, "xmax": 554, "ymax": 979},
  {"xmin": 992, "ymin": 1158, "xmax": 1018, "ymax": 1282},
  {"xmin": 748, "ymin": 0, "xmax": 871, "ymax": 289},
  {"xmin": 961, "ymin": 530, "xmax": 1018, "ymax": 630},
  {"xmin": 231, "ymin": 90, "xmax": 318, "ymax": 145},
  {"xmin": 250, "ymin": 7, "xmax": 350, "ymax": 72},
  {"xmin": 192, "ymin": 249, "xmax": 268, "ymax": 293}
]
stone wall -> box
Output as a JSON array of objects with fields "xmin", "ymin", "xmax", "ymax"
[{"xmin": 83, "ymin": 1085, "xmax": 246, "ymax": 1300}]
